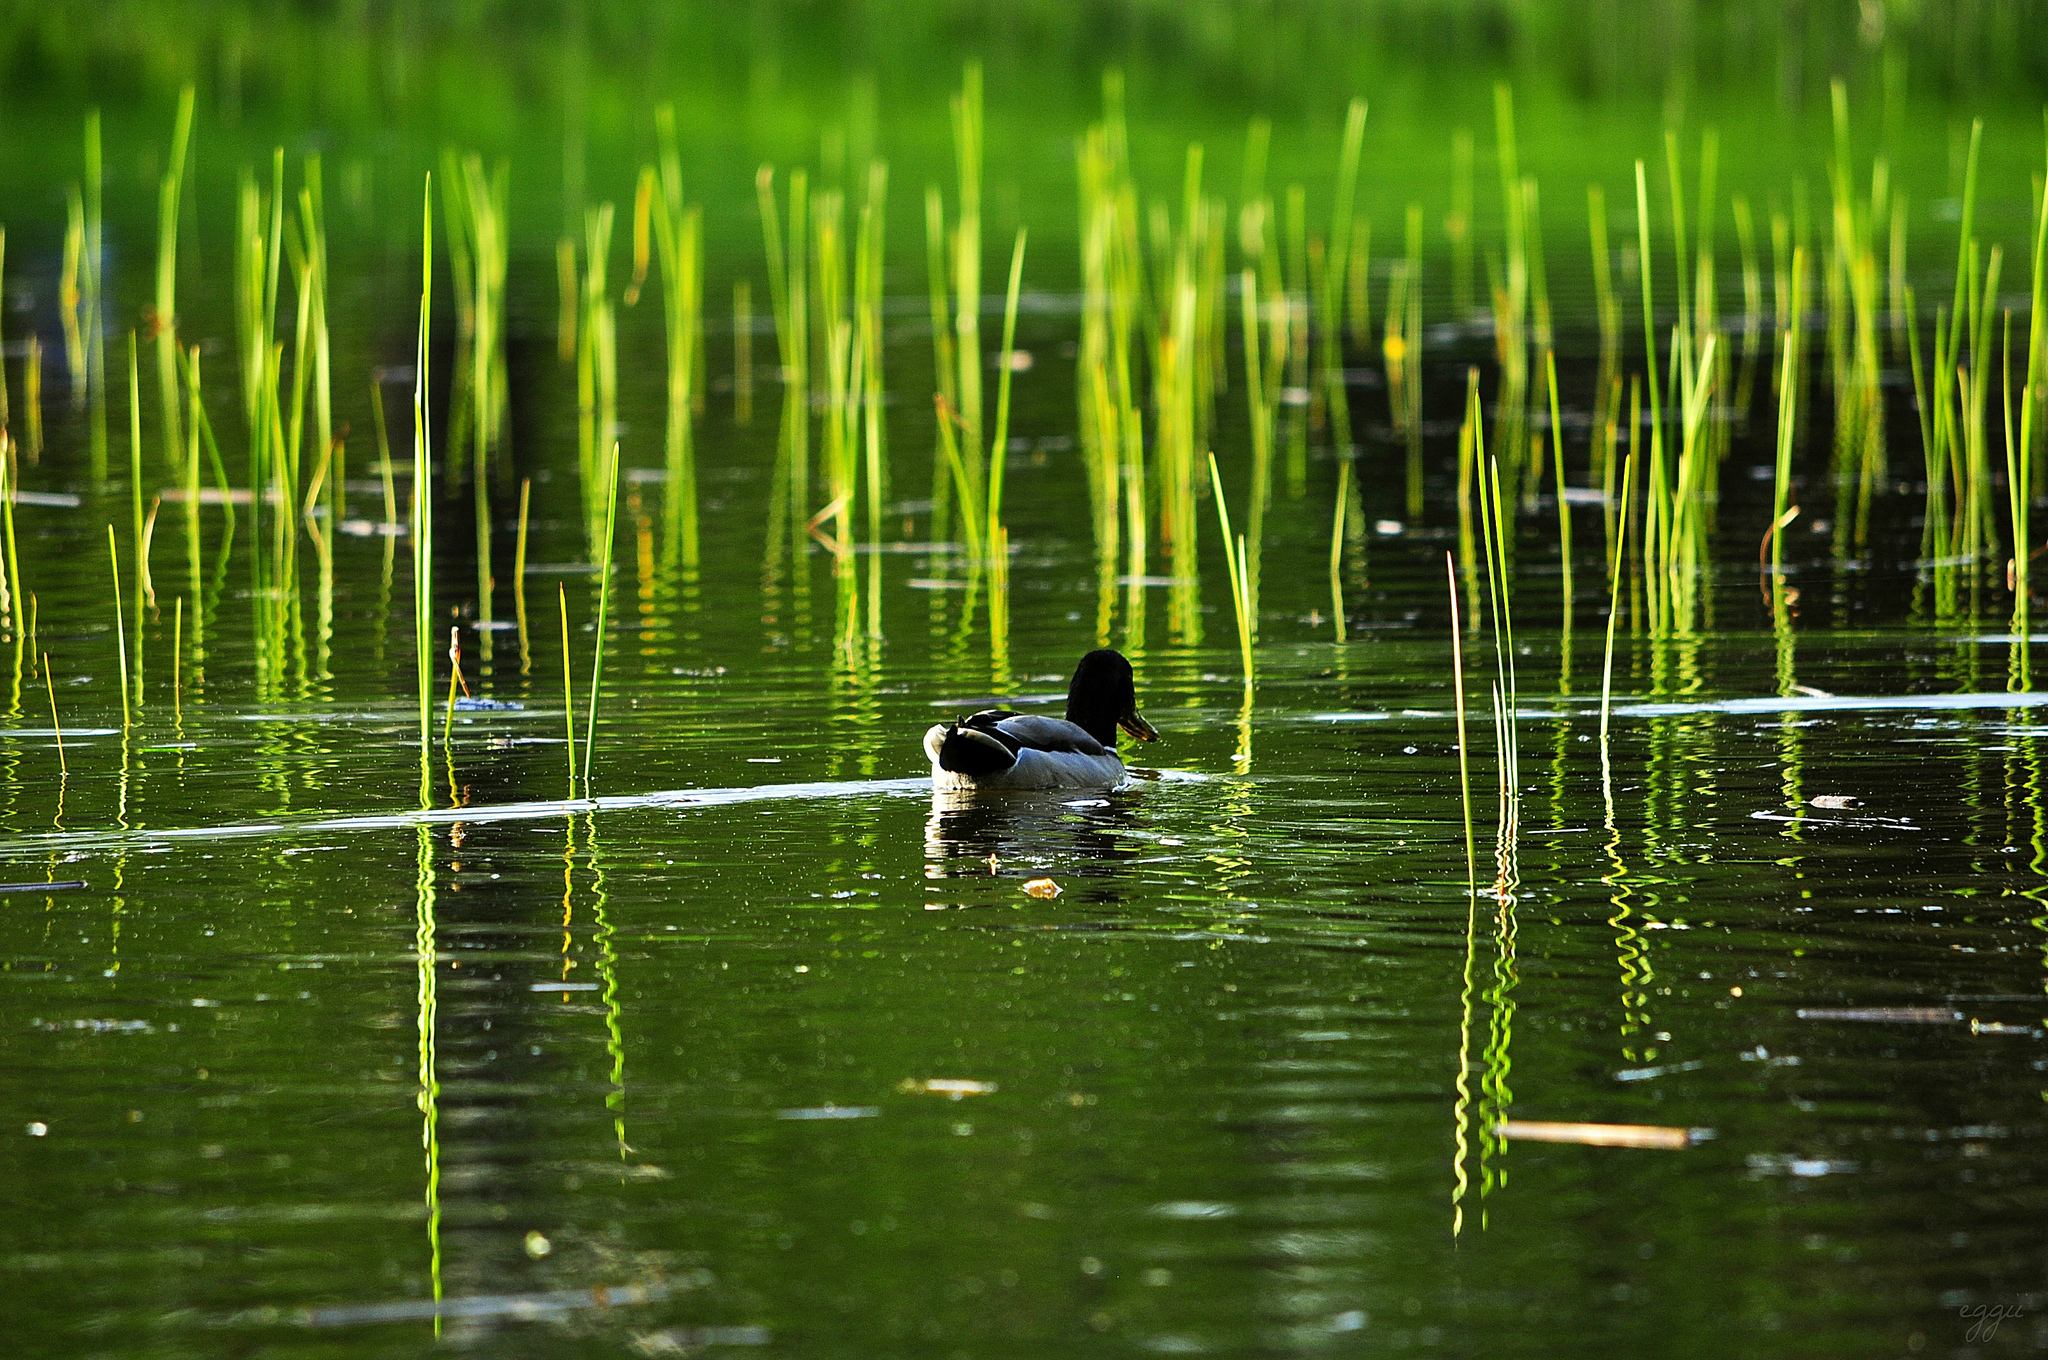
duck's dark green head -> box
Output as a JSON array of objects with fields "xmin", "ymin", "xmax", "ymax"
[{"xmin": 1066, "ymin": 649, "xmax": 1159, "ymax": 748}]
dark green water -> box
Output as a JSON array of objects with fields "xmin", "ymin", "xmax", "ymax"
[
  {"xmin": 4, "ymin": 321, "xmax": 2048, "ymax": 1358},
  {"xmin": 4, "ymin": 8, "xmax": 2048, "ymax": 1353}
]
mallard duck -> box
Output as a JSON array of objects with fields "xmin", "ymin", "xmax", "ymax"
[{"xmin": 924, "ymin": 649, "xmax": 1159, "ymax": 790}]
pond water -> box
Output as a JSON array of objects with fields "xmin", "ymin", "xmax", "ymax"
[
  {"xmin": 3, "ymin": 10, "xmax": 2048, "ymax": 1341},
  {"xmin": 3, "ymin": 297, "xmax": 2046, "ymax": 1360}
]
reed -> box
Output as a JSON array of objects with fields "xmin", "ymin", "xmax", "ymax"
[
  {"xmin": 452, "ymin": 155, "xmax": 508, "ymax": 640},
  {"xmin": 1587, "ymin": 185, "xmax": 1620, "ymax": 437},
  {"xmin": 0, "ymin": 432, "xmax": 16, "ymax": 633},
  {"xmin": 1329, "ymin": 460, "xmax": 1350, "ymax": 642},
  {"xmin": 156, "ymin": 86, "xmax": 194, "ymax": 470},
  {"xmin": 23, "ymin": 335, "xmax": 39, "ymax": 462},
  {"xmin": 2018, "ymin": 128, "xmax": 2048, "ymax": 639},
  {"xmin": 1824, "ymin": 82, "xmax": 1890, "ymax": 546},
  {"xmin": 581, "ymin": 442, "xmax": 622, "ymax": 792},
  {"xmin": 756, "ymin": 165, "xmax": 809, "ymax": 541},
  {"xmin": 1314, "ymin": 99, "xmax": 1368, "ymax": 461},
  {"xmin": 0, "ymin": 228, "xmax": 8, "ymax": 434},
  {"xmin": 733, "ymin": 281, "xmax": 754, "ymax": 425},
  {"xmin": 126, "ymin": 336, "xmax": 146, "ymax": 695},
  {"xmin": 45, "ymin": 652, "xmax": 63, "ymax": 776},
  {"xmin": 558, "ymin": 584, "xmax": 575, "ymax": 798},
  {"xmin": 412, "ymin": 174, "xmax": 436, "ymax": 785},
  {"xmin": 1385, "ymin": 203, "xmax": 1425, "ymax": 517},
  {"xmin": 514, "ymin": 479, "xmax": 532, "ymax": 669},
  {"xmin": 649, "ymin": 106, "xmax": 705, "ymax": 567},
  {"xmin": 84, "ymin": 110, "xmax": 105, "ymax": 469},
  {"xmin": 556, "ymin": 236, "xmax": 578, "ymax": 363},
  {"xmin": 1545, "ymin": 350, "xmax": 1573, "ymax": 629},
  {"xmin": 814, "ymin": 184, "xmax": 858, "ymax": 562},
  {"xmin": 578, "ymin": 202, "xmax": 619, "ymax": 557},
  {"xmin": 1207, "ymin": 453, "xmax": 1255, "ymax": 687},
  {"xmin": 1079, "ymin": 102, "xmax": 1147, "ymax": 625},
  {"xmin": 922, "ymin": 66, "xmax": 986, "ymax": 545},
  {"xmin": 1239, "ymin": 264, "xmax": 1284, "ymax": 632},
  {"xmin": 107, "ymin": 527, "xmax": 130, "ymax": 729},
  {"xmin": 856, "ymin": 160, "xmax": 889, "ymax": 575},
  {"xmin": 985, "ymin": 230, "xmax": 1027, "ymax": 556},
  {"xmin": 1599, "ymin": 437, "xmax": 1636, "ymax": 740}
]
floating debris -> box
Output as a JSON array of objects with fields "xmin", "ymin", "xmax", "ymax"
[
  {"xmin": 774, "ymin": 1105, "xmax": 880, "ymax": 1120},
  {"xmin": 304, "ymin": 1280, "xmax": 675, "ymax": 1327},
  {"xmin": 1023, "ymin": 877, "xmax": 1062, "ymax": 898},
  {"xmin": 1614, "ymin": 1059, "xmax": 1704, "ymax": 1082},
  {"xmin": 631, "ymin": 1326, "xmax": 772, "ymax": 1354},
  {"xmin": 1809, "ymin": 794, "xmax": 1863, "ymax": 809},
  {"xmin": 898, "ymin": 1078, "xmax": 997, "ymax": 1099},
  {"xmin": 1497, "ymin": 1120, "xmax": 1704, "ymax": 1150},
  {"xmin": 0, "ymin": 879, "xmax": 86, "ymax": 894},
  {"xmin": 1796, "ymin": 1007, "xmax": 1961, "ymax": 1023},
  {"xmin": 451, "ymin": 697, "xmax": 525, "ymax": 711},
  {"xmin": 1746, "ymin": 1154, "xmax": 1857, "ymax": 1178},
  {"xmin": 524, "ymin": 1231, "xmax": 552, "ymax": 1259},
  {"xmin": 1969, "ymin": 1019, "xmax": 2042, "ymax": 1037}
]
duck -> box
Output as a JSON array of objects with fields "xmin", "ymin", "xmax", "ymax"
[{"xmin": 924, "ymin": 649, "xmax": 1159, "ymax": 790}]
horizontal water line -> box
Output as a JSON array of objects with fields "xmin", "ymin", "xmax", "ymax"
[{"xmin": 0, "ymin": 776, "xmax": 937, "ymax": 853}]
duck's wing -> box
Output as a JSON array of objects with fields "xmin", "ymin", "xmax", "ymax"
[{"xmin": 975, "ymin": 712, "xmax": 1110, "ymax": 757}]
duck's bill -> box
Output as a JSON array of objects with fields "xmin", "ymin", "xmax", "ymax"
[{"xmin": 1119, "ymin": 713, "xmax": 1160, "ymax": 742}]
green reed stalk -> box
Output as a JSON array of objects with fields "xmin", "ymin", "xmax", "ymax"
[
  {"xmin": 456, "ymin": 155, "xmax": 508, "ymax": 636},
  {"xmin": 581, "ymin": 441, "xmax": 621, "ymax": 792},
  {"xmin": 156, "ymin": 86, "xmax": 194, "ymax": 470},
  {"xmin": 1588, "ymin": 184, "xmax": 1620, "ymax": 431},
  {"xmin": 1317, "ymin": 98, "xmax": 1368, "ymax": 458},
  {"xmin": 951, "ymin": 64, "xmax": 986, "ymax": 471},
  {"xmin": 442, "ymin": 627, "xmax": 461, "ymax": 745},
  {"xmin": 0, "ymin": 227, "xmax": 8, "ymax": 434},
  {"xmin": 1330, "ymin": 460, "xmax": 1350, "ymax": 643},
  {"xmin": 1600, "ymin": 441, "xmax": 1636, "ymax": 740},
  {"xmin": 514, "ymin": 479, "xmax": 532, "ymax": 667},
  {"xmin": 815, "ymin": 186, "xmax": 858, "ymax": 559},
  {"xmin": 857, "ymin": 161, "xmax": 889, "ymax": 566},
  {"xmin": 1447, "ymin": 549, "xmax": 1476, "ymax": 884},
  {"xmin": 61, "ymin": 188, "xmax": 86, "ymax": 414},
  {"xmin": 1241, "ymin": 266, "xmax": 1278, "ymax": 632},
  {"xmin": 2002, "ymin": 314, "xmax": 2026, "ymax": 646},
  {"xmin": 172, "ymin": 596, "xmax": 181, "ymax": 726},
  {"xmin": 734, "ymin": 281, "xmax": 754, "ymax": 426},
  {"xmin": 127, "ymin": 336, "xmax": 145, "ymax": 694},
  {"xmin": 0, "ymin": 432, "xmax": 17, "ymax": 631},
  {"xmin": 84, "ymin": 110, "xmax": 105, "ymax": 470},
  {"xmin": 1398, "ymin": 204, "xmax": 1426, "ymax": 517},
  {"xmin": 985, "ymin": 230, "xmax": 1027, "ymax": 556},
  {"xmin": 579, "ymin": 203, "xmax": 619, "ymax": 556},
  {"xmin": 45, "ymin": 653, "xmax": 63, "ymax": 776},
  {"xmin": 1770, "ymin": 328, "xmax": 1800, "ymax": 580},
  {"xmin": 107, "ymin": 526, "xmax": 129, "ymax": 729},
  {"xmin": 556, "ymin": 237, "xmax": 578, "ymax": 363},
  {"xmin": 651, "ymin": 106, "xmax": 704, "ymax": 566},
  {"xmin": 1208, "ymin": 453, "xmax": 1255, "ymax": 686},
  {"xmin": 23, "ymin": 334, "xmax": 39, "ymax": 461},
  {"xmin": 1545, "ymin": 350, "xmax": 1574, "ymax": 629},
  {"xmin": 413, "ymin": 174, "xmax": 436, "ymax": 782},
  {"xmin": 558, "ymin": 584, "xmax": 575, "ymax": 798}
]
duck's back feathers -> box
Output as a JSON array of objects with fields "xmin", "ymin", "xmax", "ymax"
[{"xmin": 924, "ymin": 710, "xmax": 1123, "ymax": 789}]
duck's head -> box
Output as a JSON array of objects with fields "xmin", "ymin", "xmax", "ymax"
[{"xmin": 1066, "ymin": 649, "xmax": 1159, "ymax": 748}]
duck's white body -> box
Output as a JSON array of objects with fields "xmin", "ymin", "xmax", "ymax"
[{"xmin": 923, "ymin": 713, "xmax": 1129, "ymax": 791}]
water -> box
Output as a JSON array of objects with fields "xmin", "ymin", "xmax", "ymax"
[
  {"xmin": 6, "ymin": 18, "xmax": 2048, "ymax": 1350},
  {"xmin": 6, "ymin": 382, "xmax": 2048, "ymax": 1355}
]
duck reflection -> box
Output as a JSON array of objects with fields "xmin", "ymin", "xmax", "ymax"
[{"xmin": 923, "ymin": 784, "xmax": 1147, "ymax": 896}]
